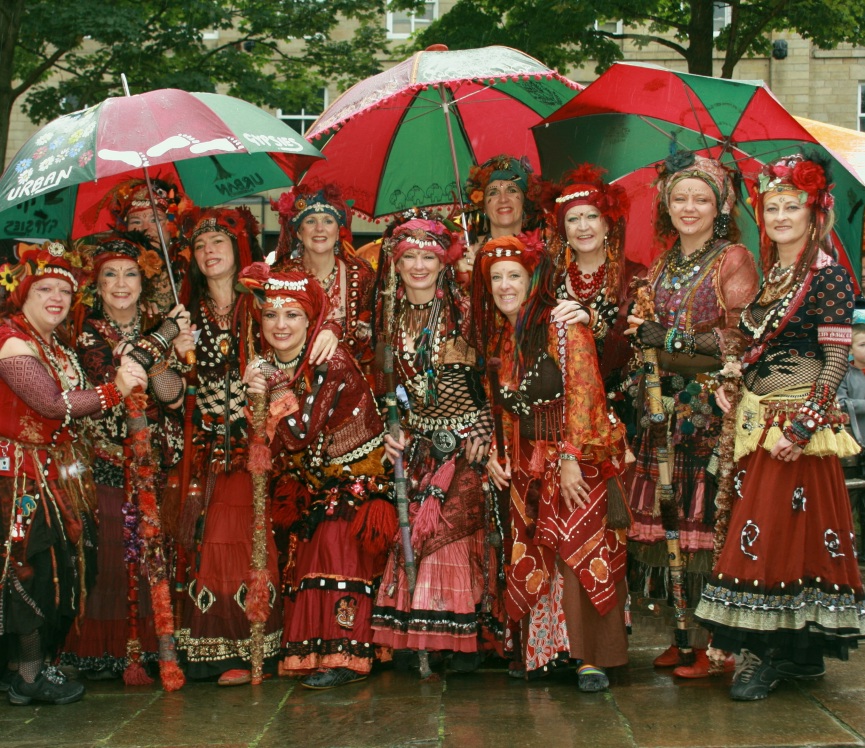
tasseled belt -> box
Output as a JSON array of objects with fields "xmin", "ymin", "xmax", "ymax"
[
  {"xmin": 514, "ymin": 397, "xmax": 565, "ymax": 478},
  {"xmin": 734, "ymin": 387, "xmax": 860, "ymax": 461}
]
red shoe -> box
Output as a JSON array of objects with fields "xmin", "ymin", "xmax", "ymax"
[
  {"xmin": 218, "ymin": 669, "xmax": 251, "ymax": 686},
  {"xmin": 673, "ymin": 650, "xmax": 735, "ymax": 679},
  {"xmin": 653, "ymin": 645, "xmax": 681, "ymax": 668}
]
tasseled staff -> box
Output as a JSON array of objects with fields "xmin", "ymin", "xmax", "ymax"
[
  {"xmin": 125, "ymin": 390, "xmax": 186, "ymax": 691},
  {"xmin": 631, "ymin": 278, "xmax": 693, "ymax": 667},
  {"xmin": 245, "ymin": 389, "xmax": 273, "ymax": 684}
]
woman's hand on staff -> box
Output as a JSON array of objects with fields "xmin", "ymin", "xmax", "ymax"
[
  {"xmin": 487, "ymin": 447, "xmax": 511, "ymax": 490},
  {"xmin": 167, "ymin": 304, "xmax": 192, "ymax": 334},
  {"xmin": 551, "ymin": 300, "xmax": 590, "ymax": 327},
  {"xmin": 560, "ymin": 460, "xmax": 590, "ymax": 512},
  {"xmin": 770, "ymin": 434, "xmax": 804, "ymax": 462},
  {"xmin": 309, "ymin": 329, "xmax": 339, "ymax": 365},
  {"xmin": 173, "ymin": 326, "xmax": 196, "ymax": 360},
  {"xmin": 242, "ymin": 362, "xmax": 267, "ymax": 396},
  {"xmin": 114, "ymin": 355, "xmax": 147, "ymax": 396},
  {"xmin": 714, "ymin": 385, "xmax": 732, "ymax": 413},
  {"xmin": 384, "ymin": 431, "xmax": 406, "ymax": 464}
]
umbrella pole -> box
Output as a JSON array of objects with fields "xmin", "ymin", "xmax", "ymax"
[
  {"xmin": 120, "ymin": 74, "xmax": 180, "ymax": 307},
  {"xmin": 437, "ymin": 85, "xmax": 471, "ymax": 247}
]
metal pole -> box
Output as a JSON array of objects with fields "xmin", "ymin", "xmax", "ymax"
[
  {"xmin": 437, "ymin": 85, "xmax": 472, "ymax": 247},
  {"xmin": 120, "ymin": 74, "xmax": 180, "ymax": 306}
]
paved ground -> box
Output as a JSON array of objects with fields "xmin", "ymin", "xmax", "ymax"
[{"xmin": 3, "ymin": 612, "xmax": 865, "ymax": 748}]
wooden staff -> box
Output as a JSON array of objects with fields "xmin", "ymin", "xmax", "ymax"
[
  {"xmin": 245, "ymin": 389, "xmax": 272, "ymax": 685},
  {"xmin": 631, "ymin": 278, "xmax": 693, "ymax": 666},
  {"xmin": 710, "ymin": 333, "xmax": 748, "ymax": 567},
  {"xmin": 381, "ymin": 258, "xmax": 431, "ymax": 679}
]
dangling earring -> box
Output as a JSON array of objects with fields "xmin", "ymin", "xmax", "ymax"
[
  {"xmin": 603, "ymin": 234, "xmax": 611, "ymax": 261},
  {"xmin": 713, "ymin": 212, "xmax": 730, "ymax": 238}
]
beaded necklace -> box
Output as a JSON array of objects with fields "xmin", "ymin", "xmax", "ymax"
[
  {"xmin": 741, "ymin": 279, "xmax": 801, "ymax": 342},
  {"xmin": 105, "ymin": 311, "xmax": 141, "ymax": 342},
  {"xmin": 660, "ymin": 239, "xmax": 716, "ymax": 292},
  {"xmin": 567, "ymin": 261, "xmax": 606, "ymax": 303},
  {"xmin": 17, "ymin": 316, "xmax": 83, "ymax": 390}
]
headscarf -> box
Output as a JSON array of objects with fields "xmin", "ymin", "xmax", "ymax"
[
  {"xmin": 1, "ymin": 241, "xmax": 81, "ymax": 310},
  {"xmin": 389, "ymin": 218, "xmax": 464, "ymax": 265},
  {"xmin": 464, "ymin": 154, "xmax": 540, "ymax": 210},
  {"xmin": 271, "ymin": 181, "xmax": 353, "ymax": 262},
  {"xmin": 237, "ymin": 262, "xmax": 328, "ymax": 366},
  {"xmin": 186, "ymin": 206, "xmax": 261, "ymax": 271},
  {"xmin": 657, "ymin": 150, "xmax": 737, "ymax": 218},
  {"xmin": 91, "ymin": 232, "xmax": 164, "ymax": 280},
  {"xmin": 81, "ymin": 177, "xmax": 189, "ymax": 234},
  {"xmin": 471, "ymin": 232, "xmax": 555, "ymax": 376}
]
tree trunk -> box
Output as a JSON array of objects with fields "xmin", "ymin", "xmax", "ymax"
[
  {"xmin": 685, "ymin": 0, "xmax": 715, "ymax": 76},
  {"xmin": 0, "ymin": 0, "xmax": 26, "ymax": 166}
]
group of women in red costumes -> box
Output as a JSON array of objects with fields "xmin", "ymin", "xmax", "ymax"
[{"xmin": 0, "ymin": 146, "xmax": 862, "ymax": 706}]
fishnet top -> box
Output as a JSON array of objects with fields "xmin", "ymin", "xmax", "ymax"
[
  {"xmin": 741, "ymin": 263, "xmax": 854, "ymax": 398},
  {"xmin": 393, "ymin": 297, "xmax": 492, "ymax": 442}
]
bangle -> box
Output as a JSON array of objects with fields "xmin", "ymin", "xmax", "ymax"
[
  {"xmin": 783, "ymin": 423, "xmax": 811, "ymax": 448},
  {"xmin": 97, "ymin": 382, "xmax": 123, "ymax": 411},
  {"xmin": 148, "ymin": 359, "xmax": 170, "ymax": 378},
  {"xmin": 559, "ymin": 452, "xmax": 579, "ymax": 461}
]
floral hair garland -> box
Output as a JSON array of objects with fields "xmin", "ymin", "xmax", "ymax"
[
  {"xmin": 754, "ymin": 153, "xmax": 834, "ymax": 212},
  {"xmin": 0, "ymin": 240, "xmax": 82, "ymax": 301}
]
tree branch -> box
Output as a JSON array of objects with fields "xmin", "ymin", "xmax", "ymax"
[
  {"xmin": 601, "ymin": 30, "xmax": 688, "ymax": 58},
  {"xmin": 11, "ymin": 45, "xmax": 71, "ymax": 99}
]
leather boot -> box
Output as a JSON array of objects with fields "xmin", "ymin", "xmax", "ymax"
[{"xmin": 653, "ymin": 645, "xmax": 681, "ymax": 667}]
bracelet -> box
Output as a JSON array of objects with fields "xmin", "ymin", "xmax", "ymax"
[
  {"xmin": 782, "ymin": 423, "xmax": 811, "ymax": 448},
  {"xmin": 97, "ymin": 382, "xmax": 123, "ymax": 411},
  {"xmin": 559, "ymin": 452, "xmax": 579, "ymax": 461},
  {"xmin": 60, "ymin": 390, "xmax": 72, "ymax": 427},
  {"xmin": 149, "ymin": 331, "xmax": 170, "ymax": 352},
  {"xmin": 148, "ymin": 359, "xmax": 170, "ymax": 379}
]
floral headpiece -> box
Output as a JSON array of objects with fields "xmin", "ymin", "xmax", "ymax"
[
  {"xmin": 657, "ymin": 149, "xmax": 737, "ymax": 217},
  {"xmin": 464, "ymin": 154, "xmax": 540, "ymax": 210},
  {"xmin": 186, "ymin": 206, "xmax": 261, "ymax": 271},
  {"xmin": 475, "ymin": 231, "xmax": 546, "ymax": 290},
  {"xmin": 389, "ymin": 218, "xmax": 465, "ymax": 266},
  {"xmin": 1, "ymin": 240, "xmax": 82, "ymax": 309},
  {"xmin": 548, "ymin": 164, "xmax": 630, "ymax": 230},
  {"xmin": 271, "ymin": 181, "xmax": 353, "ymax": 262},
  {"xmin": 754, "ymin": 153, "xmax": 834, "ymax": 212},
  {"xmin": 91, "ymin": 231, "xmax": 164, "ymax": 280}
]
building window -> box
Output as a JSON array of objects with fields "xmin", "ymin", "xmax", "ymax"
[
  {"xmin": 277, "ymin": 89, "xmax": 329, "ymax": 136},
  {"xmin": 386, "ymin": 1, "xmax": 438, "ymax": 39},
  {"xmin": 860, "ymin": 83, "xmax": 865, "ymax": 131},
  {"xmin": 594, "ymin": 19, "xmax": 624, "ymax": 35},
  {"xmin": 713, "ymin": 3, "xmax": 731, "ymax": 36}
]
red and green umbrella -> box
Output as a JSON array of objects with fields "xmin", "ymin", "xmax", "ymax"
[
  {"xmin": 0, "ymin": 88, "xmax": 323, "ymax": 240},
  {"xmin": 302, "ymin": 45, "xmax": 581, "ymax": 219},
  {"xmin": 533, "ymin": 62, "xmax": 865, "ymax": 286}
]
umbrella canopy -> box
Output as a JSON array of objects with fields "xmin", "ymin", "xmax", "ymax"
[
  {"xmin": 0, "ymin": 89, "xmax": 323, "ymax": 240},
  {"xmin": 533, "ymin": 62, "xmax": 865, "ymax": 287},
  {"xmin": 302, "ymin": 45, "xmax": 581, "ymax": 219}
]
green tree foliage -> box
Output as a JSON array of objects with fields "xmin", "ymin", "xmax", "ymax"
[
  {"xmin": 414, "ymin": 0, "xmax": 865, "ymax": 79},
  {"xmin": 0, "ymin": 0, "xmax": 392, "ymax": 163}
]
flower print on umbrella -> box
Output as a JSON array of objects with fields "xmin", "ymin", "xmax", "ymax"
[
  {"xmin": 14, "ymin": 159, "xmax": 32, "ymax": 174},
  {"xmin": 78, "ymin": 150, "xmax": 93, "ymax": 167},
  {"xmin": 17, "ymin": 168, "xmax": 33, "ymax": 185},
  {"xmin": 32, "ymin": 146, "xmax": 48, "ymax": 160},
  {"xmin": 37, "ymin": 156, "xmax": 56, "ymax": 172}
]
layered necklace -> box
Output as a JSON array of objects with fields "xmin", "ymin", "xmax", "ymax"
[
  {"xmin": 18, "ymin": 315, "xmax": 83, "ymax": 390},
  {"xmin": 106, "ymin": 311, "xmax": 141, "ymax": 342},
  {"xmin": 660, "ymin": 238, "xmax": 716, "ymax": 292},
  {"xmin": 567, "ymin": 261, "xmax": 606, "ymax": 303},
  {"xmin": 759, "ymin": 260, "xmax": 797, "ymax": 304},
  {"xmin": 206, "ymin": 294, "xmax": 235, "ymax": 328}
]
